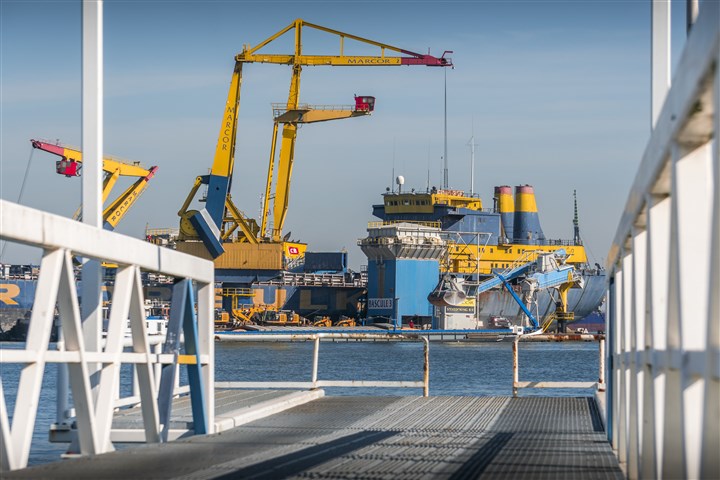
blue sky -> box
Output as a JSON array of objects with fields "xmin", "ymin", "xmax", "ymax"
[{"xmin": 1, "ymin": 1, "xmax": 691, "ymax": 268}]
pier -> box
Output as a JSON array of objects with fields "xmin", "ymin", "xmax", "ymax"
[
  {"xmin": 1, "ymin": 0, "xmax": 719, "ymax": 478},
  {"xmin": 7, "ymin": 395, "xmax": 621, "ymax": 479}
]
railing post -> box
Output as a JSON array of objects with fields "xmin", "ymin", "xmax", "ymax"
[
  {"xmin": 599, "ymin": 338, "xmax": 606, "ymax": 391},
  {"xmin": 512, "ymin": 339, "xmax": 519, "ymax": 397},
  {"xmin": 311, "ymin": 336, "xmax": 320, "ymax": 389},
  {"xmin": 56, "ymin": 334, "xmax": 69, "ymax": 425},
  {"xmin": 423, "ymin": 337, "xmax": 429, "ymax": 397}
]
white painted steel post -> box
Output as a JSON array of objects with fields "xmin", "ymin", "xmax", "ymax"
[
  {"xmin": 153, "ymin": 342, "xmax": 161, "ymax": 393},
  {"xmin": 629, "ymin": 227, "xmax": 648, "ymax": 480},
  {"xmin": 311, "ymin": 336, "xmax": 320, "ymax": 389},
  {"xmin": 648, "ymin": 195, "xmax": 671, "ymax": 478},
  {"xmin": 699, "ymin": 53, "xmax": 720, "ymax": 480},
  {"xmin": 196, "ymin": 280, "xmax": 215, "ymax": 432},
  {"xmin": 56, "ymin": 336, "xmax": 69, "ymax": 424},
  {"xmin": 512, "ymin": 339, "xmax": 519, "ymax": 397},
  {"xmin": 81, "ymin": 0, "xmax": 104, "ymax": 405},
  {"xmin": 651, "ymin": 0, "xmax": 670, "ymax": 128},
  {"xmin": 423, "ymin": 336, "xmax": 429, "ymax": 397},
  {"xmin": 598, "ymin": 338, "xmax": 605, "ymax": 391},
  {"xmin": 686, "ymin": 0, "xmax": 698, "ymax": 33},
  {"xmin": 132, "ymin": 361, "xmax": 139, "ymax": 403}
]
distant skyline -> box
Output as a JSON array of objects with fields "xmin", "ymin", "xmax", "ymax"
[{"xmin": 1, "ymin": 1, "xmax": 692, "ymax": 268}]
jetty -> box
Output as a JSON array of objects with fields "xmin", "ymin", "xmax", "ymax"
[
  {"xmin": 1, "ymin": 1, "xmax": 718, "ymax": 478},
  {"xmin": 6, "ymin": 394, "xmax": 621, "ymax": 479}
]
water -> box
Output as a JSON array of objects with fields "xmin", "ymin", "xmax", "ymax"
[{"xmin": 1, "ymin": 340, "xmax": 601, "ymax": 467}]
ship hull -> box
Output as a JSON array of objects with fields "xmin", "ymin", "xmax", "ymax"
[{"xmin": 435, "ymin": 271, "xmax": 606, "ymax": 330}]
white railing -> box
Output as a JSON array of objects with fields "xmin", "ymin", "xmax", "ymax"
[
  {"xmin": 216, "ymin": 333, "xmax": 430, "ymax": 397},
  {"xmin": 0, "ymin": 200, "xmax": 215, "ymax": 471},
  {"xmin": 512, "ymin": 338, "xmax": 606, "ymax": 396},
  {"xmin": 605, "ymin": 1, "xmax": 718, "ymax": 479}
]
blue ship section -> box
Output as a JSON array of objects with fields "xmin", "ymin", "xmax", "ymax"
[
  {"xmin": 367, "ymin": 258, "xmax": 438, "ymax": 321},
  {"xmin": 0, "ymin": 279, "xmax": 175, "ymax": 311},
  {"xmin": 499, "ymin": 211, "xmax": 514, "ymax": 240},
  {"xmin": 0, "ymin": 280, "xmax": 38, "ymax": 309},
  {"xmin": 443, "ymin": 210, "xmax": 502, "ymax": 244},
  {"xmin": 513, "ymin": 211, "xmax": 545, "ymax": 244},
  {"xmin": 303, "ymin": 252, "xmax": 348, "ymax": 273}
]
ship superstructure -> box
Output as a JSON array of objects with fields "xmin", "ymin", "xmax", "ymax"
[{"xmin": 372, "ymin": 186, "xmax": 588, "ymax": 276}]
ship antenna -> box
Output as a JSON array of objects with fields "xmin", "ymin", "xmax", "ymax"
[
  {"xmin": 573, "ymin": 189, "xmax": 582, "ymax": 245},
  {"xmin": 391, "ymin": 137, "xmax": 396, "ymax": 193},
  {"xmin": 427, "ymin": 141, "xmax": 431, "ymax": 192},
  {"xmin": 467, "ymin": 117, "xmax": 478, "ymax": 196}
]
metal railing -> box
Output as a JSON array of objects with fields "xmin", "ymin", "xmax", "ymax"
[
  {"xmin": 605, "ymin": 2, "xmax": 719, "ymax": 479},
  {"xmin": 216, "ymin": 333, "xmax": 430, "ymax": 397},
  {"xmin": 271, "ymin": 103, "xmax": 358, "ymax": 118},
  {"xmin": 366, "ymin": 220, "xmax": 443, "ymax": 229},
  {"xmin": 0, "ymin": 200, "xmax": 215, "ymax": 470},
  {"xmin": 512, "ymin": 337, "xmax": 606, "ymax": 396}
]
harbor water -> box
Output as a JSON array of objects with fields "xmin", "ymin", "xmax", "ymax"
[{"xmin": 1, "ymin": 340, "xmax": 601, "ymax": 467}]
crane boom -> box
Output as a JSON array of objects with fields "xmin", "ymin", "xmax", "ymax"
[
  {"xmin": 240, "ymin": 19, "xmax": 452, "ymax": 242},
  {"xmin": 237, "ymin": 19, "xmax": 452, "ymax": 67},
  {"xmin": 30, "ymin": 139, "xmax": 158, "ymax": 231}
]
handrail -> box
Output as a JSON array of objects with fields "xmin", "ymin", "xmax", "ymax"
[
  {"xmin": 0, "ymin": 200, "xmax": 215, "ymax": 470},
  {"xmin": 604, "ymin": 2, "xmax": 719, "ymax": 478},
  {"xmin": 367, "ymin": 220, "xmax": 442, "ymax": 229},
  {"xmin": 216, "ymin": 333, "xmax": 430, "ymax": 397},
  {"xmin": 512, "ymin": 337, "xmax": 605, "ymax": 397}
]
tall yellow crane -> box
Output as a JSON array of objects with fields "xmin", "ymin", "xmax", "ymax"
[
  {"xmin": 177, "ymin": 18, "xmax": 452, "ymax": 260},
  {"xmin": 30, "ymin": 139, "xmax": 158, "ymax": 231}
]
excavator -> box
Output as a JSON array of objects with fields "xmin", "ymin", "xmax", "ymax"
[
  {"xmin": 176, "ymin": 19, "xmax": 452, "ymax": 263},
  {"xmin": 30, "ymin": 139, "xmax": 158, "ymax": 231}
]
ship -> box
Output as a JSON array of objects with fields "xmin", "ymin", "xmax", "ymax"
[
  {"xmin": 0, "ymin": 264, "xmax": 177, "ymax": 341},
  {"xmin": 358, "ymin": 183, "xmax": 606, "ymax": 331}
]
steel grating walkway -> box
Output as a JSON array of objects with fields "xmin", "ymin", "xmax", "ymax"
[{"xmin": 6, "ymin": 396, "xmax": 622, "ymax": 479}]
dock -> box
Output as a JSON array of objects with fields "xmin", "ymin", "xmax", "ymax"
[{"xmin": 7, "ymin": 393, "xmax": 622, "ymax": 479}]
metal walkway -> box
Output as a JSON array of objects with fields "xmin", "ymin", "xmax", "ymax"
[{"xmin": 7, "ymin": 395, "xmax": 622, "ymax": 479}]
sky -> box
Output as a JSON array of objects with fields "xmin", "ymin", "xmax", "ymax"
[{"xmin": 0, "ymin": 0, "xmax": 692, "ymax": 270}]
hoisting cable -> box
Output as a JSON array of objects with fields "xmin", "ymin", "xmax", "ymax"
[{"xmin": 0, "ymin": 147, "xmax": 35, "ymax": 261}]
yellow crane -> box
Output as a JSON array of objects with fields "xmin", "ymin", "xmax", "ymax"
[
  {"xmin": 177, "ymin": 18, "xmax": 452, "ymax": 260},
  {"xmin": 259, "ymin": 95, "xmax": 376, "ymax": 239},
  {"xmin": 30, "ymin": 139, "xmax": 158, "ymax": 231}
]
